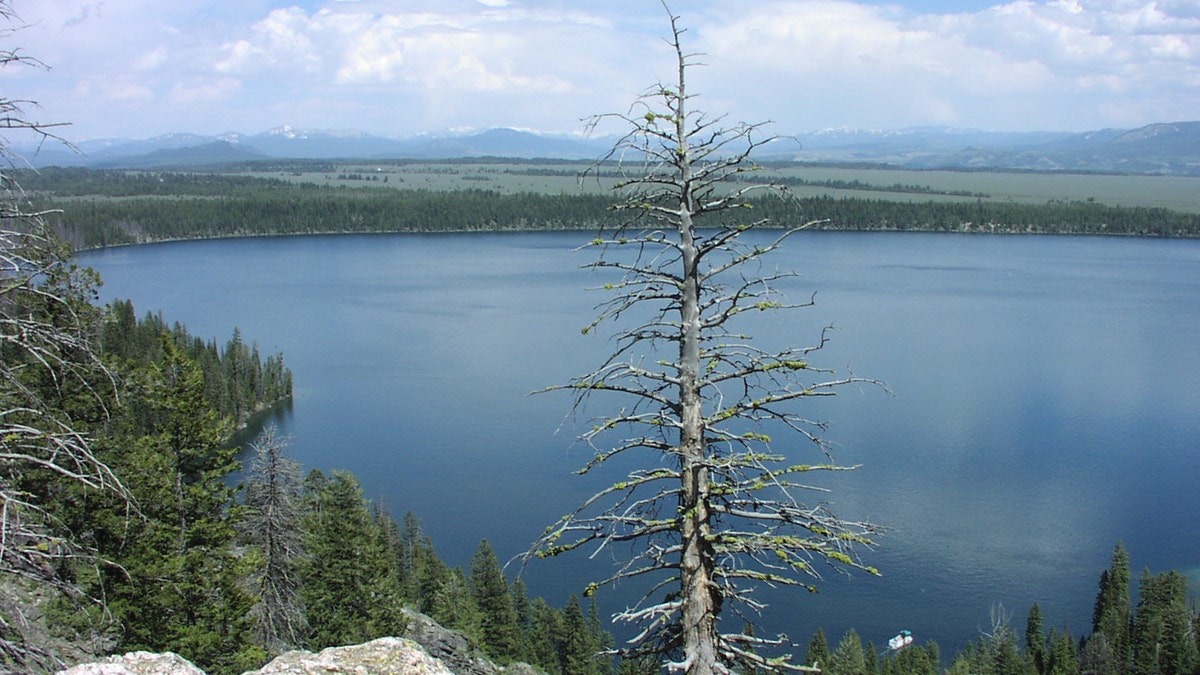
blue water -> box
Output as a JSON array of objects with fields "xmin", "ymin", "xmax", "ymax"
[{"xmin": 79, "ymin": 231, "xmax": 1200, "ymax": 655}]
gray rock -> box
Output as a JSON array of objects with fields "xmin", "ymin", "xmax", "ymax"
[
  {"xmin": 400, "ymin": 610, "xmax": 498, "ymax": 675},
  {"xmin": 56, "ymin": 651, "xmax": 205, "ymax": 675},
  {"xmin": 55, "ymin": 611, "xmax": 546, "ymax": 675},
  {"xmin": 247, "ymin": 637, "xmax": 452, "ymax": 675}
]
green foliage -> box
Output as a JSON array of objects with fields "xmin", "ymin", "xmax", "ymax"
[
  {"xmin": 394, "ymin": 511, "xmax": 451, "ymax": 614},
  {"xmin": 68, "ymin": 340, "xmax": 262, "ymax": 674},
  {"xmin": 469, "ymin": 539, "xmax": 523, "ymax": 662},
  {"xmin": 1093, "ymin": 543, "xmax": 1133, "ymax": 674},
  {"xmin": 1045, "ymin": 629, "xmax": 1078, "ymax": 675},
  {"xmin": 299, "ymin": 469, "xmax": 406, "ymax": 650},
  {"xmin": 1132, "ymin": 569, "xmax": 1197, "ymax": 675},
  {"xmin": 527, "ymin": 597, "xmax": 566, "ymax": 673},
  {"xmin": 430, "ymin": 567, "xmax": 484, "ymax": 644},
  {"xmin": 827, "ymin": 629, "xmax": 868, "ymax": 675},
  {"xmin": 17, "ymin": 166, "xmax": 1200, "ymax": 250},
  {"xmin": 100, "ymin": 299, "xmax": 293, "ymax": 426},
  {"xmin": 1026, "ymin": 603, "xmax": 1047, "ymax": 675},
  {"xmin": 945, "ymin": 609, "xmax": 1030, "ymax": 675},
  {"xmin": 561, "ymin": 595, "xmax": 609, "ymax": 675},
  {"xmin": 882, "ymin": 643, "xmax": 939, "ymax": 675},
  {"xmin": 805, "ymin": 629, "xmax": 830, "ymax": 671}
]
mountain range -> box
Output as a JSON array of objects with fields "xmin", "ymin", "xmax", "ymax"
[{"xmin": 13, "ymin": 121, "xmax": 1200, "ymax": 176}]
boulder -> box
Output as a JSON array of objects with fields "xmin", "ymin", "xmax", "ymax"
[
  {"xmin": 55, "ymin": 611, "xmax": 544, "ymax": 675},
  {"xmin": 248, "ymin": 637, "xmax": 452, "ymax": 675},
  {"xmin": 56, "ymin": 651, "xmax": 205, "ymax": 675},
  {"xmin": 400, "ymin": 610, "xmax": 498, "ymax": 675}
]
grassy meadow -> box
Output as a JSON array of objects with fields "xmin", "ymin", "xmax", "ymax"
[{"xmin": 241, "ymin": 160, "xmax": 1200, "ymax": 213}]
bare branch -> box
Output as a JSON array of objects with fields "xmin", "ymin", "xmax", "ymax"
[{"xmin": 531, "ymin": 5, "xmax": 883, "ymax": 674}]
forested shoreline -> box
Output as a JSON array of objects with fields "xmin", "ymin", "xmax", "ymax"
[
  {"xmin": 8, "ymin": 164, "xmax": 1200, "ymax": 674},
  {"xmin": 16, "ymin": 167, "xmax": 1200, "ymax": 250},
  {"xmin": 5, "ymin": 290, "xmax": 612, "ymax": 674}
]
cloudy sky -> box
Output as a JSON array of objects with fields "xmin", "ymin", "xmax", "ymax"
[{"xmin": 4, "ymin": 0, "xmax": 1199, "ymax": 142}]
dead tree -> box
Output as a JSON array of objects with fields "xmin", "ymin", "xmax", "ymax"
[
  {"xmin": 240, "ymin": 426, "xmax": 309, "ymax": 653},
  {"xmin": 0, "ymin": 3, "xmax": 128, "ymax": 669},
  {"xmin": 527, "ymin": 6, "xmax": 882, "ymax": 674}
]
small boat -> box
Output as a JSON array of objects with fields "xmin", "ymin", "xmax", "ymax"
[{"xmin": 887, "ymin": 630, "xmax": 913, "ymax": 651}]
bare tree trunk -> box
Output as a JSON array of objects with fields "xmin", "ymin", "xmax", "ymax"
[
  {"xmin": 675, "ymin": 67, "xmax": 721, "ymax": 674},
  {"xmin": 526, "ymin": 4, "xmax": 882, "ymax": 673}
]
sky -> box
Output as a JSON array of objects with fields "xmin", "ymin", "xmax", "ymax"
[{"xmin": 3, "ymin": 0, "xmax": 1198, "ymax": 143}]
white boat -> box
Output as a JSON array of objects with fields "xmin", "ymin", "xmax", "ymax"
[{"xmin": 888, "ymin": 630, "xmax": 913, "ymax": 651}]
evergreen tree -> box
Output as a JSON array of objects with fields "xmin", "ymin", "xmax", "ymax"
[
  {"xmin": 1027, "ymin": 603, "xmax": 1047, "ymax": 675},
  {"xmin": 430, "ymin": 567, "xmax": 484, "ymax": 645},
  {"xmin": 561, "ymin": 594, "xmax": 604, "ymax": 675},
  {"xmin": 805, "ymin": 629, "xmax": 830, "ymax": 671},
  {"xmin": 469, "ymin": 539, "xmax": 523, "ymax": 662},
  {"xmin": 883, "ymin": 643, "xmax": 939, "ymax": 675},
  {"xmin": 828, "ymin": 629, "xmax": 868, "ymax": 675},
  {"xmin": 864, "ymin": 642, "xmax": 879, "ymax": 675},
  {"xmin": 588, "ymin": 597, "xmax": 613, "ymax": 673},
  {"xmin": 527, "ymin": 597, "xmax": 565, "ymax": 674},
  {"xmin": 511, "ymin": 577, "xmax": 533, "ymax": 659},
  {"xmin": 87, "ymin": 342, "xmax": 260, "ymax": 674},
  {"xmin": 947, "ymin": 608, "xmax": 1026, "ymax": 675},
  {"xmin": 396, "ymin": 511, "xmax": 450, "ymax": 613},
  {"xmin": 1080, "ymin": 633, "xmax": 1121, "ymax": 675},
  {"xmin": 300, "ymin": 469, "xmax": 405, "ymax": 650},
  {"xmin": 1045, "ymin": 629, "xmax": 1078, "ymax": 675},
  {"xmin": 1093, "ymin": 543, "xmax": 1132, "ymax": 674},
  {"xmin": 1132, "ymin": 570, "xmax": 1197, "ymax": 675}
]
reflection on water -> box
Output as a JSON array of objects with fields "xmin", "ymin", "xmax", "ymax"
[{"xmin": 80, "ymin": 231, "xmax": 1200, "ymax": 654}]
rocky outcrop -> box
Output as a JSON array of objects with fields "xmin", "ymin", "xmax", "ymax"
[
  {"xmin": 400, "ymin": 610, "xmax": 499, "ymax": 675},
  {"xmin": 55, "ymin": 612, "xmax": 543, "ymax": 675},
  {"xmin": 250, "ymin": 637, "xmax": 452, "ymax": 674},
  {"xmin": 56, "ymin": 651, "xmax": 205, "ymax": 675}
]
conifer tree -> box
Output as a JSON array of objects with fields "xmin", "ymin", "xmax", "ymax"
[
  {"xmin": 528, "ymin": 597, "xmax": 565, "ymax": 674},
  {"xmin": 1026, "ymin": 603, "xmax": 1046, "ymax": 675},
  {"xmin": 396, "ymin": 511, "xmax": 451, "ymax": 613},
  {"xmin": 882, "ymin": 643, "xmax": 938, "ymax": 675},
  {"xmin": 805, "ymin": 629, "xmax": 830, "ymax": 671},
  {"xmin": 469, "ymin": 539, "xmax": 523, "ymax": 661},
  {"xmin": 1045, "ymin": 629, "xmax": 1078, "ymax": 675},
  {"xmin": 92, "ymin": 342, "xmax": 259, "ymax": 673},
  {"xmin": 511, "ymin": 577, "xmax": 534, "ymax": 657},
  {"xmin": 300, "ymin": 469, "xmax": 405, "ymax": 649},
  {"xmin": 1132, "ymin": 570, "xmax": 1197, "ymax": 675},
  {"xmin": 1093, "ymin": 543, "xmax": 1132, "ymax": 674},
  {"xmin": 431, "ymin": 567, "xmax": 484, "ymax": 645},
  {"xmin": 562, "ymin": 594, "xmax": 605, "ymax": 675},
  {"xmin": 828, "ymin": 629, "xmax": 867, "ymax": 675}
]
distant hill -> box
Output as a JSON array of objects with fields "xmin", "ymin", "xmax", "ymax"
[
  {"xmin": 783, "ymin": 122, "xmax": 1200, "ymax": 175},
  {"xmin": 91, "ymin": 140, "xmax": 266, "ymax": 169},
  {"xmin": 11, "ymin": 122, "xmax": 1200, "ymax": 176}
]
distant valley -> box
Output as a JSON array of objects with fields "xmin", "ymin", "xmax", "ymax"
[{"xmin": 14, "ymin": 121, "xmax": 1200, "ymax": 176}]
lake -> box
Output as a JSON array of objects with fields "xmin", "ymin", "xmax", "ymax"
[{"xmin": 78, "ymin": 230, "xmax": 1200, "ymax": 657}]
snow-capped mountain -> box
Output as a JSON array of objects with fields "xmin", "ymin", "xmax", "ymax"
[{"xmin": 9, "ymin": 122, "xmax": 1200, "ymax": 175}]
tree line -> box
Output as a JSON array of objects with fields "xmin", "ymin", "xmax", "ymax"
[
  {"xmin": 6, "ymin": 288, "xmax": 611, "ymax": 675},
  {"xmin": 6, "ymin": 177, "xmax": 1198, "ymax": 675},
  {"xmin": 14, "ymin": 168, "xmax": 1200, "ymax": 249},
  {"xmin": 798, "ymin": 543, "xmax": 1199, "ymax": 675}
]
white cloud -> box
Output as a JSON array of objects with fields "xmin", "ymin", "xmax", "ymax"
[
  {"xmin": 217, "ymin": 7, "xmax": 323, "ymax": 74},
  {"xmin": 6, "ymin": 0, "xmax": 1199, "ymax": 138},
  {"xmin": 687, "ymin": 0, "xmax": 1200, "ymax": 130}
]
